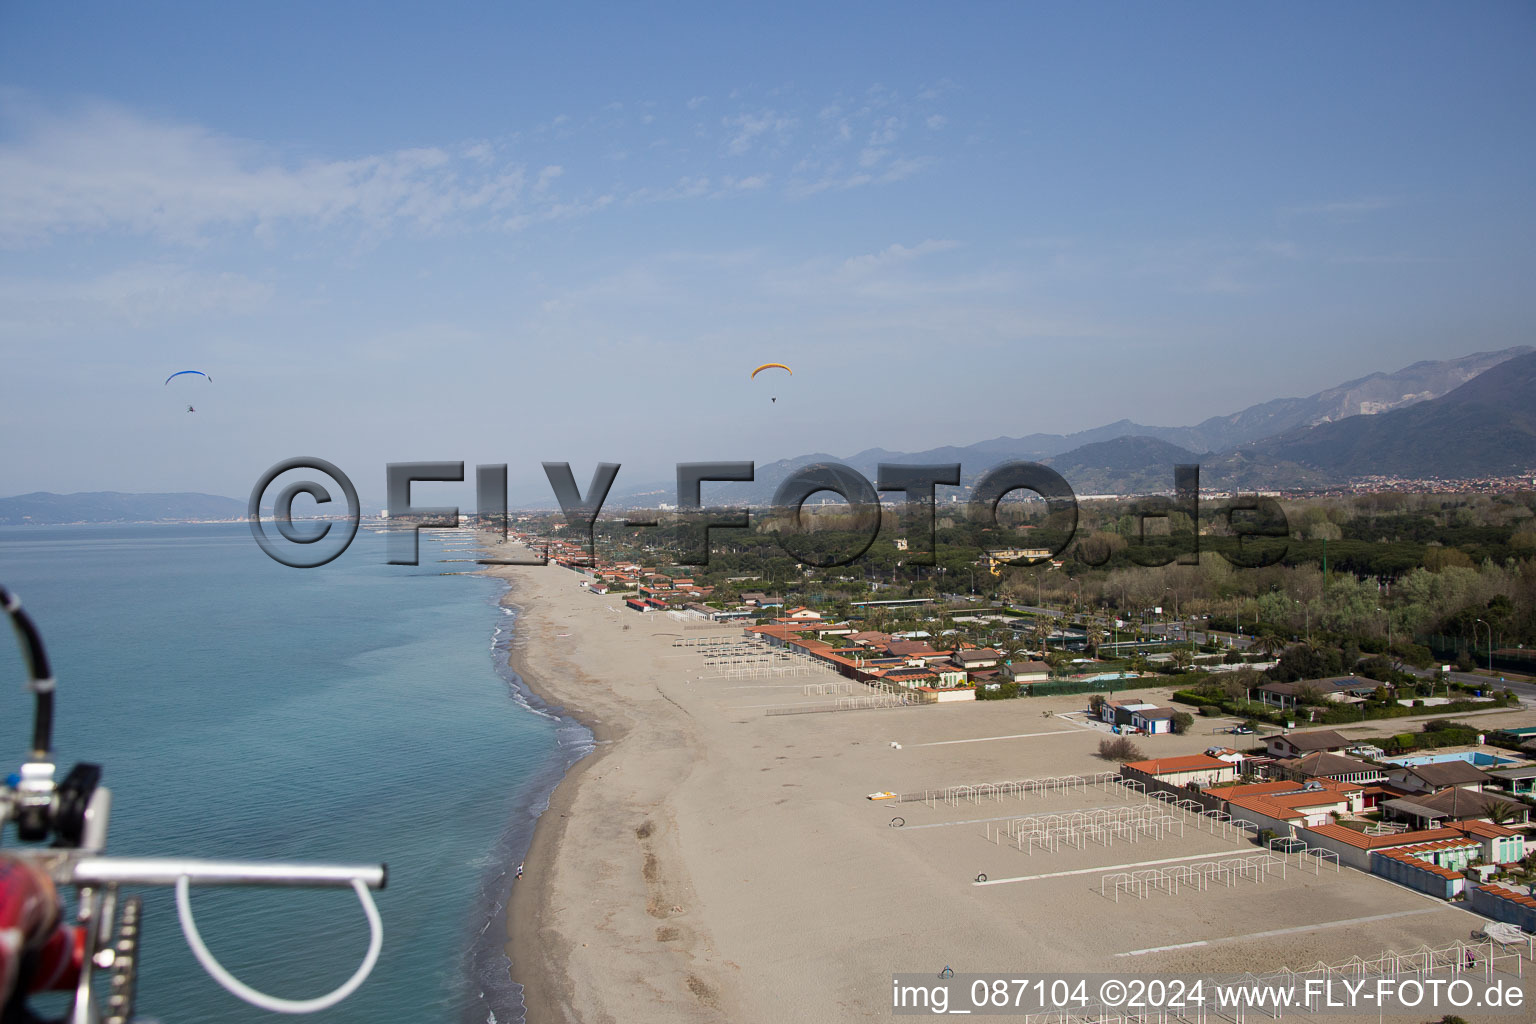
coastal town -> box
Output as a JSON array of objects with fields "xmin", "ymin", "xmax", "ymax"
[{"xmin": 483, "ymin": 498, "xmax": 1536, "ymax": 1023}]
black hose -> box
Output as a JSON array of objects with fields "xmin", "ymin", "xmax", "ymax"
[{"xmin": 1, "ymin": 584, "xmax": 54, "ymax": 758}]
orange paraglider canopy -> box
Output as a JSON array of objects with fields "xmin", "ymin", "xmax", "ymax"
[{"xmin": 749, "ymin": 362, "xmax": 792, "ymax": 379}]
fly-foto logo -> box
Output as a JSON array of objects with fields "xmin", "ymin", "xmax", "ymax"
[{"xmin": 248, "ymin": 459, "xmax": 1289, "ymax": 569}]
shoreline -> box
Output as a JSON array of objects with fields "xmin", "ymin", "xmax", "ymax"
[
  {"xmin": 482, "ymin": 554, "xmax": 729, "ymax": 1023},
  {"xmin": 497, "ymin": 576, "xmax": 622, "ymax": 1024}
]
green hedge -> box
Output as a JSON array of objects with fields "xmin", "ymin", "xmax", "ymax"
[{"xmin": 1029, "ymin": 677, "xmax": 1167, "ymax": 697}]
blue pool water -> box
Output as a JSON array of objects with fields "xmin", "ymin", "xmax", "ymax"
[{"xmin": 1385, "ymin": 750, "xmax": 1518, "ymax": 768}]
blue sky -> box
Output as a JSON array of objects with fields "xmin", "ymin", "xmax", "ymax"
[{"xmin": 1, "ymin": 3, "xmax": 1533, "ymax": 504}]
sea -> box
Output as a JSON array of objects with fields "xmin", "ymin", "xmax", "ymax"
[{"xmin": 0, "ymin": 522, "xmax": 590, "ymax": 1024}]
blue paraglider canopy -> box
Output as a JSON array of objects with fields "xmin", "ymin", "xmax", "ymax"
[{"xmin": 164, "ymin": 370, "xmax": 212, "ymax": 385}]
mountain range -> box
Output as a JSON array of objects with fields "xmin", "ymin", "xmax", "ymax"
[
  {"xmin": 1241, "ymin": 349, "xmax": 1536, "ymax": 480},
  {"xmin": 611, "ymin": 345, "xmax": 1536, "ymax": 503}
]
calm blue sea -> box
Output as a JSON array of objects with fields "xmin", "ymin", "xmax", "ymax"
[{"xmin": 0, "ymin": 523, "xmax": 588, "ymax": 1024}]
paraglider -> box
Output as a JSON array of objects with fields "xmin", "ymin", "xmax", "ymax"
[
  {"xmin": 750, "ymin": 362, "xmax": 791, "ymax": 403},
  {"xmin": 165, "ymin": 370, "xmax": 210, "ymax": 412}
]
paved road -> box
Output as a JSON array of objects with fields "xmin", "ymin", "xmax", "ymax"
[
  {"xmin": 1005, "ymin": 604, "xmax": 1063, "ymax": 618},
  {"xmin": 1402, "ymin": 664, "xmax": 1536, "ymax": 703}
]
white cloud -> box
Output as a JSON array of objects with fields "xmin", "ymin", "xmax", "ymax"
[
  {"xmin": 0, "ymin": 84, "xmax": 951, "ymax": 246},
  {"xmin": 534, "ymin": 165, "xmax": 564, "ymax": 194},
  {"xmin": 0, "ymin": 263, "xmax": 273, "ymax": 334},
  {"xmin": 867, "ymin": 116, "xmax": 902, "ymax": 146},
  {"xmin": 503, "ymin": 193, "xmax": 615, "ymax": 232},
  {"xmin": 841, "ymin": 239, "xmax": 960, "ymax": 274},
  {"xmin": 916, "ymin": 78, "xmax": 956, "ymax": 102},
  {"xmin": 877, "ymin": 157, "xmax": 930, "ymax": 183},
  {"xmin": 721, "ymin": 111, "xmax": 796, "ymax": 156},
  {"xmin": 786, "ymin": 155, "xmax": 933, "ymax": 198},
  {"xmin": 0, "ymin": 96, "xmax": 551, "ymax": 245}
]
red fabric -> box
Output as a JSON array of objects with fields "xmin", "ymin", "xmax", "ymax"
[{"xmin": 0, "ymin": 855, "xmax": 83, "ymax": 1001}]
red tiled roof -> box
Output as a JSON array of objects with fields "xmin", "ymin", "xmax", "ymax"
[
  {"xmin": 1375, "ymin": 848, "xmax": 1465, "ymax": 880},
  {"xmin": 1224, "ymin": 795, "xmax": 1306, "ymax": 821},
  {"xmin": 1222, "ymin": 778, "xmax": 1360, "ymax": 800},
  {"xmin": 1303, "ymin": 824, "xmax": 1465, "ymax": 850},
  {"xmin": 1247, "ymin": 789, "xmax": 1345, "ymax": 810},
  {"xmin": 1125, "ymin": 754, "xmax": 1233, "ymax": 775},
  {"xmin": 1478, "ymin": 884, "xmax": 1536, "ymax": 909},
  {"xmin": 1222, "ymin": 782, "xmax": 1356, "ymax": 819},
  {"xmin": 1391, "ymin": 838, "xmax": 1480, "ymax": 856}
]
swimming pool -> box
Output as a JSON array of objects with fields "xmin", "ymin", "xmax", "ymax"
[{"xmin": 1385, "ymin": 750, "xmax": 1519, "ymax": 768}]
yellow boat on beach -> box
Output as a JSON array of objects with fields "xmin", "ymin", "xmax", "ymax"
[{"xmin": 866, "ymin": 791, "xmax": 897, "ymax": 800}]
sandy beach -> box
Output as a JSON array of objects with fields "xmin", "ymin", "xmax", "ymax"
[{"xmin": 490, "ymin": 555, "xmax": 1536, "ymax": 1024}]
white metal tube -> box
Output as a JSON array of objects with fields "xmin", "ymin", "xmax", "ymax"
[{"xmin": 70, "ymin": 857, "xmax": 386, "ymax": 889}]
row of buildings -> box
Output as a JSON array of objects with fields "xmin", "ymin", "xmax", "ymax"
[
  {"xmin": 1120, "ymin": 730, "xmax": 1536, "ymax": 900},
  {"xmin": 742, "ymin": 614, "xmax": 1055, "ymax": 702},
  {"xmin": 510, "ymin": 530, "xmax": 1070, "ymax": 702}
]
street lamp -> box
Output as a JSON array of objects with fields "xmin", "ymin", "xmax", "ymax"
[
  {"xmin": 1377, "ymin": 607, "xmax": 1392, "ymax": 652},
  {"xmin": 1476, "ymin": 618, "xmax": 1493, "ymax": 673}
]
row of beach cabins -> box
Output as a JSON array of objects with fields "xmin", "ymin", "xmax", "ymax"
[{"xmin": 1121, "ymin": 728, "xmax": 1536, "ymax": 913}]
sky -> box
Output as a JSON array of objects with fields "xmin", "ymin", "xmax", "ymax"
[{"xmin": 1, "ymin": 2, "xmax": 1533, "ymax": 506}]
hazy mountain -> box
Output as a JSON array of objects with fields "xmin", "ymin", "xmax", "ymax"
[
  {"xmin": 1175, "ymin": 346, "xmax": 1532, "ymax": 452},
  {"xmin": 826, "ymin": 347, "xmax": 1534, "ymax": 470},
  {"xmin": 1041, "ymin": 436, "xmax": 1205, "ymax": 495},
  {"xmin": 0, "ymin": 491, "xmax": 249, "ymax": 524},
  {"xmin": 601, "ymin": 347, "xmax": 1532, "ymax": 504},
  {"xmin": 1243, "ymin": 350, "xmax": 1536, "ymax": 479},
  {"xmin": 895, "ymin": 346, "xmax": 1531, "ymax": 460}
]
